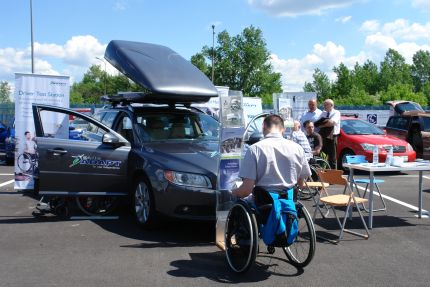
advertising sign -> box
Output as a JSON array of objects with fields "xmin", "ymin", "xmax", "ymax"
[{"xmin": 14, "ymin": 73, "xmax": 70, "ymax": 189}]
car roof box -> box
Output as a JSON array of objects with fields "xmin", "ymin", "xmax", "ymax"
[{"xmin": 104, "ymin": 40, "xmax": 218, "ymax": 103}]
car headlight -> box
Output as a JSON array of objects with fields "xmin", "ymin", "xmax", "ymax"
[
  {"xmin": 407, "ymin": 143, "xmax": 414, "ymax": 151},
  {"xmin": 360, "ymin": 143, "xmax": 376, "ymax": 151},
  {"xmin": 164, "ymin": 170, "xmax": 212, "ymax": 188}
]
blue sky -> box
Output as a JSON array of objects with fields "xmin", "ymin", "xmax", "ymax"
[{"xmin": 1, "ymin": 0, "xmax": 429, "ymax": 91}]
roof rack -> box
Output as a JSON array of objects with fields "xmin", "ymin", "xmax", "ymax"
[{"xmin": 101, "ymin": 92, "xmax": 192, "ymax": 109}]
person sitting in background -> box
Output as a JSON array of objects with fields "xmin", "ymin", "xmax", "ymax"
[
  {"xmin": 303, "ymin": 120, "xmax": 323, "ymax": 156},
  {"xmin": 291, "ymin": 121, "xmax": 313, "ymax": 160}
]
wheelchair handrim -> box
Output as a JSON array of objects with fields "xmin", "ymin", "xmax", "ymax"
[{"xmin": 225, "ymin": 203, "xmax": 255, "ymax": 273}]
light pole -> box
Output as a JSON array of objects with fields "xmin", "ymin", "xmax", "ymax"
[
  {"xmin": 30, "ymin": 0, "xmax": 34, "ymax": 73},
  {"xmin": 95, "ymin": 57, "xmax": 107, "ymax": 95},
  {"xmin": 211, "ymin": 24, "xmax": 215, "ymax": 83}
]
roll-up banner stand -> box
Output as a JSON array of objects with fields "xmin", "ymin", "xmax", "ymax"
[
  {"xmin": 14, "ymin": 73, "xmax": 70, "ymax": 190},
  {"xmin": 215, "ymin": 90, "xmax": 245, "ymax": 250}
]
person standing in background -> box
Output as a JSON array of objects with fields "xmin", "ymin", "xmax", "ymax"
[
  {"xmin": 316, "ymin": 99, "xmax": 340, "ymax": 169},
  {"xmin": 299, "ymin": 99, "xmax": 322, "ymax": 131}
]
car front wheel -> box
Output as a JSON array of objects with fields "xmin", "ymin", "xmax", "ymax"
[
  {"xmin": 132, "ymin": 177, "xmax": 158, "ymax": 229},
  {"xmin": 339, "ymin": 149, "xmax": 355, "ymax": 171}
]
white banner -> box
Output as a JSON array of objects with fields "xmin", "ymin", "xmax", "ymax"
[{"xmin": 14, "ymin": 73, "xmax": 70, "ymax": 190}]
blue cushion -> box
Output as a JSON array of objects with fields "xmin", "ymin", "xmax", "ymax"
[{"xmin": 354, "ymin": 179, "xmax": 385, "ymax": 184}]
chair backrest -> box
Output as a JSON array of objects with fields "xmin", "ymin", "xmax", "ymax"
[
  {"xmin": 345, "ymin": 155, "xmax": 367, "ymax": 164},
  {"xmin": 316, "ymin": 169, "xmax": 348, "ymax": 186}
]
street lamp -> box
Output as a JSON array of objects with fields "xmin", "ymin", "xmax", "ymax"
[
  {"xmin": 30, "ymin": 0, "xmax": 34, "ymax": 73},
  {"xmin": 95, "ymin": 57, "xmax": 107, "ymax": 95},
  {"xmin": 211, "ymin": 24, "xmax": 215, "ymax": 83}
]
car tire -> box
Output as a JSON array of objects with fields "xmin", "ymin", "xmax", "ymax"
[
  {"xmin": 131, "ymin": 176, "xmax": 159, "ymax": 229},
  {"xmin": 339, "ymin": 149, "xmax": 355, "ymax": 171}
]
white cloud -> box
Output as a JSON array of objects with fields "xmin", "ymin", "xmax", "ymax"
[
  {"xmin": 336, "ymin": 15, "xmax": 352, "ymax": 23},
  {"xmin": 412, "ymin": 0, "xmax": 430, "ymax": 12},
  {"xmin": 270, "ymin": 41, "xmax": 367, "ymax": 91},
  {"xmin": 362, "ymin": 18, "xmax": 430, "ymax": 64},
  {"xmin": 0, "ymin": 35, "xmax": 116, "ymax": 84},
  {"xmin": 360, "ymin": 20, "xmax": 380, "ymax": 33},
  {"xmin": 248, "ymin": 0, "xmax": 359, "ymax": 16},
  {"xmin": 113, "ymin": 1, "xmax": 127, "ymax": 11}
]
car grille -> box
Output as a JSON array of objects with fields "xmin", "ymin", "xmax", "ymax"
[{"xmin": 383, "ymin": 145, "xmax": 406, "ymax": 153}]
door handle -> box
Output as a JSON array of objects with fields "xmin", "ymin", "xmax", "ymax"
[{"xmin": 47, "ymin": 148, "xmax": 68, "ymax": 155}]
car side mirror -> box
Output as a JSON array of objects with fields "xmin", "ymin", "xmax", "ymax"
[{"xmin": 102, "ymin": 132, "xmax": 122, "ymax": 146}]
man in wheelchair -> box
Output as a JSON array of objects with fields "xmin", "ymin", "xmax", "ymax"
[{"xmin": 227, "ymin": 114, "xmax": 315, "ymax": 273}]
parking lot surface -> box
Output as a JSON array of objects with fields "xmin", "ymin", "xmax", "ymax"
[{"xmin": 0, "ymin": 158, "xmax": 429, "ymax": 287}]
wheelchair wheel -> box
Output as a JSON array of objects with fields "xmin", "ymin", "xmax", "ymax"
[
  {"xmin": 76, "ymin": 196, "xmax": 118, "ymax": 216},
  {"xmin": 283, "ymin": 202, "xmax": 316, "ymax": 268},
  {"xmin": 225, "ymin": 200, "xmax": 259, "ymax": 273},
  {"xmin": 17, "ymin": 153, "xmax": 32, "ymax": 173}
]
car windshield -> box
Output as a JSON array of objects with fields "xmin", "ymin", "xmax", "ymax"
[
  {"xmin": 135, "ymin": 112, "xmax": 219, "ymax": 141},
  {"xmin": 395, "ymin": 102, "xmax": 424, "ymax": 114},
  {"xmin": 341, "ymin": 119, "xmax": 384, "ymax": 135}
]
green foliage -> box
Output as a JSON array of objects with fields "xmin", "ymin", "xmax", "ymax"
[
  {"xmin": 303, "ymin": 48, "xmax": 430, "ymax": 107},
  {"xmin": 411, "ymin": 50, "xmax": 430, "ymax": 92},
  {"xmin": 191, "ymin": 25, "xmax": 282, "ymax": 101},
  {"xmin": 379, "ymin": 48, "xmax": 412, "ymax": 91},
  {"xmin": 0, "ymin": 81, "xmax": 12, "ymax": 103},
  {"xmin": 70, "ymin": 65, "xmax": 141, "ymax": 103},
  {"xmin": 379, "ymin": 83, "xmax": 427, "ymax": 106},
  {"xmin": 303, "ymin": 68, "xmax": 332, "ymax": 101}
]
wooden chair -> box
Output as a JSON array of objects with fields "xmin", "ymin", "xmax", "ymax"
[{"xmin": 314, "ymin": 169, "xmax": 369, "ymax": 243}]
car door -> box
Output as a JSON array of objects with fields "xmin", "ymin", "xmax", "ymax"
[{"xmin": 32, "ymin": 104, "xmax": 130, "ymax": 196}]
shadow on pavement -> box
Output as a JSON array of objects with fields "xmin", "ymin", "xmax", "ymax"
[{"xmin": 167, "ymin": 250, "xmax": 304, "ymax": 284}]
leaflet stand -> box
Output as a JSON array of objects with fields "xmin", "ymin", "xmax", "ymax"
[{"xmin": 215, "ymin": 90, "xmax": 245, "ymax": 250}]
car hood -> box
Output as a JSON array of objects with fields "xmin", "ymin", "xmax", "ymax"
[
  {"xmin": 104, "ymin": 40, "xmax": 218, "ymax": 103},
  {"xmin": 344, "ymin": 134, "xmax": 409, "ymax": 146},
  {"xmin": 142, "ymin": 140, "xmax": 220, "ymax": 175}
]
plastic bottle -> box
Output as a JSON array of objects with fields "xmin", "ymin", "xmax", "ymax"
[
  {"xmin": 372, "ymin": 145, "xmax": 379, "ymax": 164},
  {"xmin": 385, "ymin": 145, "xmax": 393, "ymax": 166}
]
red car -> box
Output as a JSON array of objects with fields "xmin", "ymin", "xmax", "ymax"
[{"xmin": 337, "ymin": 116, "xmax": 416, "ymax": 169}]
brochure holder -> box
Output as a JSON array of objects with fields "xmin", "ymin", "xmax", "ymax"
[{"xmin": 215, "ymin": 90, "xmax": 245, "ymax": 250}]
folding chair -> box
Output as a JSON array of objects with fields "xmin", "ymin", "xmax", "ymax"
[
  {"xmin": 314, "ymin": 169, "xmax": 370, "ymax": 243},
  {"xmin": 345, "ymin": 155, "xmax": 387, "ymax": 212}
]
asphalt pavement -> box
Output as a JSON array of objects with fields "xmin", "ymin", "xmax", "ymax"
[{"xmin": 0, "ymin": 155, "xmax": 429, "ymax": 287}]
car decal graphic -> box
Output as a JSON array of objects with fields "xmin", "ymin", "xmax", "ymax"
[{"xmin": 69, "ymin": 154, "xmax": 122, "ymax": 169}]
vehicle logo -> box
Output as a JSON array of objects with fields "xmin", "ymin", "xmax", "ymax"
[{"xmin": 70, "ymin": 154, "xmax": 122, "ymax": 169}]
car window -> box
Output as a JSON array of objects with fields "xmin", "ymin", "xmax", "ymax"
[
  {"xmin": 135, "ymin": 112, "xmax": 218, "ymax": 141},
  {"xmin": 422, "ymin": 117, "xmax": 430, "ymax": 132},
  {"xmin": 100, "ymin": 111, "xmax": 118, "ymax": 128},
  {"xmin": 386, "ymin": 116, "xmax": 409, "ymax": 130},
  {"xmin": 115, "ymin": 113, "xmax": 134, "ymax": 143},
  {"xmin": 341, "ymin": 119, "xmax": 384, "ymax": 135},
  {"xmin": 39, "ymin": 110, "xmax": 108, "ymax": 142}
]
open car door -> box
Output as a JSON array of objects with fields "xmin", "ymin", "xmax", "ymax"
[{"xmin": 32, "ymin": 104, "xmax": 130, "ymax": 197}]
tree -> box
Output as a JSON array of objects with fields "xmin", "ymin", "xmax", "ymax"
[
  {"xmin": 379, "ymin": 83, "xmax": 427, "ymax": 106},
  {"xmin": 303, "ymin": 68, "xmax": 332, "ymax": 101},
  {"xmin": 351, "ymin": 60, "xmax": 379, "ymax": 95},
  {"xmin": 379, "ymin": 48, "xmax": 412, "ymax": 91},
  {"xmin": 191, "ymin": 26, "xmax": 282, "ymax": 100},
  {"xmin": 332, "ymin": 62, "xmax": 352, "ymax": 99},
  {"xmin": 411, "ymin": 50, "xmax": 430, "ymax": 92},
  {"xmin": 70, "ymin": 65, "xmax": 140, "ymax": 103},
  {"xmin": 0, "ymin": 81, "xmax": 12, "ymax": 103}
]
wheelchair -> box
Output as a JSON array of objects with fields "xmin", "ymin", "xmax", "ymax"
[
  {"xmin": 297, "ymin": 156, "xmax": 331, "ymax": 200},
  {"xmin": 224, "ymin": 187, "xmax": 316, "ymax": 273}
]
